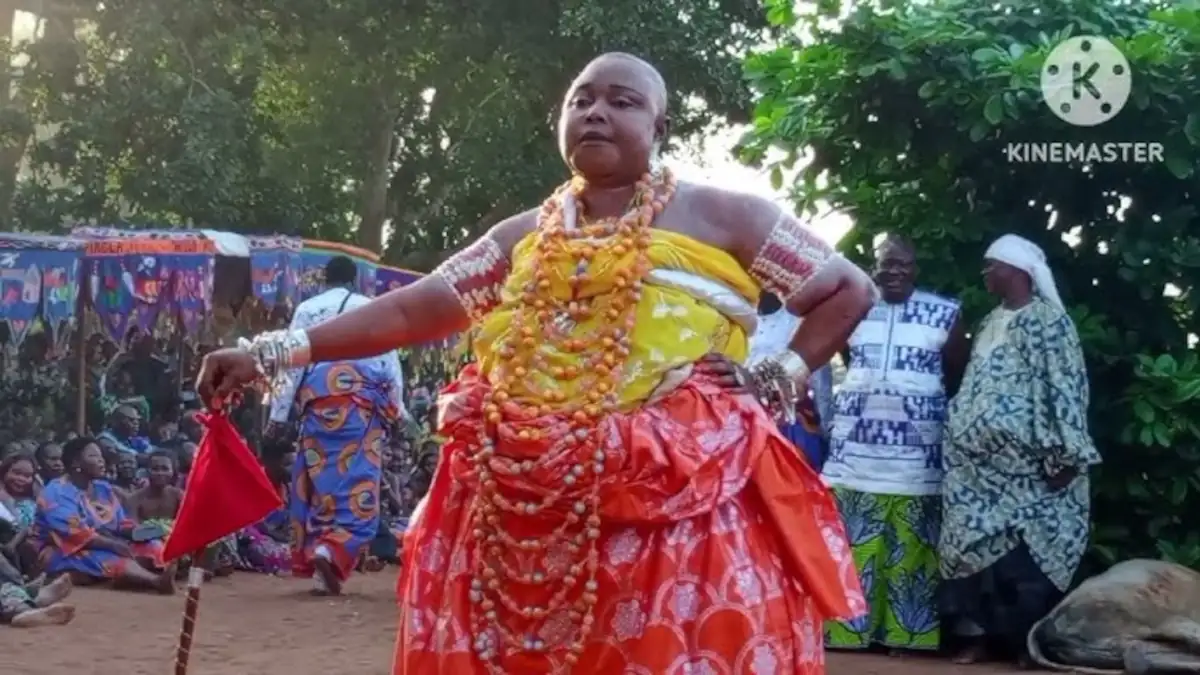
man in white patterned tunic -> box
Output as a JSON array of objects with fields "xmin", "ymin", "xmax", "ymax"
[{"xmin": 823, "ymin": 235, "xmax": 968, "ymax": 651}]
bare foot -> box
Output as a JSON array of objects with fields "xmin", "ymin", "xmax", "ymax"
[
  {"xmin": 362, "ymin": 556, "xmax": 385, "ymax": 573},
  {"xmin": 11, "ymin": 603, "xmax": 76, "ymax": 627},
  {"xmin": 25, "ymin": 573, "xmax": 47, "ymax": 593},
  {"xmin": 34, "ymin": 575, "xmax": 73, "ymax": 607},
  {"xmin": 953, "ymin": 643, "xmax": 989, "ymax": 664},
  {"xmin": 311, "ymin": 557, "xmax": 342, "ymax": 596}
]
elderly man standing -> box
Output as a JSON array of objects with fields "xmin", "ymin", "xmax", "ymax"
[
  {"xmin": 939, "ymin": 234, "xmax": 1101, "ymax": 666},
  {"xmin": 823, "ymin": 235, "xmax": 968, "ymax": 652},
  {"xmin": 269, "ymin": 255, "xmax": 407, "ymax": 595}
]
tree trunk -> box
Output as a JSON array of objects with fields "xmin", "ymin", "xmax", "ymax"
[
  {"xmin": 356, "ymin": 92, "xmax": 397, "ymax": 253},
  {"xmin": 0, "ymin": 1, "xmax": 21, "ymax": 229}
]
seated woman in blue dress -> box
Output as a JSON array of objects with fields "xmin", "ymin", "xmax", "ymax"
[{"xmin": 33, "ymin": 437, "xmax": 175, "ymax": 594}]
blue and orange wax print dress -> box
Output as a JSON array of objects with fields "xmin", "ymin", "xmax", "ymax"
[
  {"xmin": 290, "ymin": 361, "xmax": 399, "ymax": 581},
  {"xmin": 34, "ymin": 477, "xmax": 165, "ymax": 578}
]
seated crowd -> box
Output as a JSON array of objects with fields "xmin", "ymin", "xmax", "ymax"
[{"xmin": 0, "ymin": 401, "xmax": 436, "ymax": 628}]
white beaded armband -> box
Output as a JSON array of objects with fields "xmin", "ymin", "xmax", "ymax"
[
  {"xmin": 749, "ymin": 212, "xmax": 836, "ymax": 302},
  {"xmin": 431, "ymin": 237, "xmax": 511, "ymax": 322},
  {"xmin": 238, "ymin": 329, "xmax": 311, "ymax": 395}
]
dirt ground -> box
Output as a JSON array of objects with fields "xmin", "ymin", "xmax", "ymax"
[{"xmin": 6, "ymin": 572, "xmax": 1024, "ymax": 674}]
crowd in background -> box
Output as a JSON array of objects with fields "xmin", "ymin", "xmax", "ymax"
[{"xmin": 0, "ymin": 323, "xmax": 447, "ymax": 626}]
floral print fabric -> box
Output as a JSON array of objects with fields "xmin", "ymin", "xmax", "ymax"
[
  {"xmin": 825, "ymin": 488, "xmax": 940, "ymax": 650},
  {"xmin": 939, "ymin": 299, "xmax": 1101, "ymax": 592}
]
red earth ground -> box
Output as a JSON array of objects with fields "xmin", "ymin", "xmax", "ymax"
[{"xmin": 6, "ymin": 571, "xmax": 1025, "ymax": 674}]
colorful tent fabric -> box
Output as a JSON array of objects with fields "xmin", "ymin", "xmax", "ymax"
[{"xmin": 0, "ymin": 234, "xmax": 84, "ymax": 344}]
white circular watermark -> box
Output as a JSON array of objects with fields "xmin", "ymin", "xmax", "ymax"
[{"xmin": 1040, "ymin": 36, "xmax": 1131, "ymax": 127}]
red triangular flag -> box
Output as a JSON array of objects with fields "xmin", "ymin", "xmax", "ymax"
[{"xmin": 163, "ymin": 410, "xmax": 283, "ymax": 562}]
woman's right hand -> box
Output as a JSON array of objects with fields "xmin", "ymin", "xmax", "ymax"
[{"xmin": 196, "ymin": 348, "xmax": 262, "ymax": 407}]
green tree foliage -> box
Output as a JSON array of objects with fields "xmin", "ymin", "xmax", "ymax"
[
  {"xmin": 745, "ymin": 0, "xmax": 1200, "ymax": 569},
  {"xmin": 1, "ymin": 0, "xmax": 768, "ymax": 271}
]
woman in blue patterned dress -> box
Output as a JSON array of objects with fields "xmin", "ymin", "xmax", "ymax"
[
  {"xmin": 939, "ymin": 235, "xmax": 1101, "ymax": 666},
  {"xmin": 1, "ymin": 453, "xmax": 40, "ymax": 576},
  {"xmin": 33, "ymin": 437, "xmax": 175, "ymax": 594}
]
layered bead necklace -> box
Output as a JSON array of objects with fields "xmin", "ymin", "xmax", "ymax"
[{"xmin": 466, "ymin": 168, "xmax": 676, "ymax": 672}]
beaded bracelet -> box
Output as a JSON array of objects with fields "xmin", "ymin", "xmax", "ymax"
[
  {"xmin": 751, "ymin": 352, "xmax": 811, "ymax": 424},
  {"xmin": 237, "ymin": 329, "xmax": 312, "ymax": 395}
]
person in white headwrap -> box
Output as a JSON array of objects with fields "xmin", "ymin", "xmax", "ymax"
[{"xmin": 938, "ymin": 234, "xmax": 1101, "ymax": 667}]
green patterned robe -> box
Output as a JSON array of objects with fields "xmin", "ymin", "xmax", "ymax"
[{"xmin": 939, "ymin": 299, "xmax": 1101, "ymax": 592}]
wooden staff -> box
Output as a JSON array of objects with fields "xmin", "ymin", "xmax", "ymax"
[
  {"xmin": 173, "ymin": 551, "xmax": 209, "ymax": 674},
  {"xmin": 173, "ymin": 396, "xmax": 231, "ymax": 675}
]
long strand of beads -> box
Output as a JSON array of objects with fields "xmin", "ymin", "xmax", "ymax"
[{"xmin": 468, "ymin": 169, "xmax": 676, "ymax": 673}]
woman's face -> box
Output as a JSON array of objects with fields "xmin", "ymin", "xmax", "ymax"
[
  {"xmin": 558, "ymin": 55, "xmax": 662, "ymax": 183},
  {"xmin": 3, "ymin": 458, "xmax": 35, "ymax": 496},
  {"xmin": 76, "ymin": 444, "xmax": 107, "ymax": 479}
]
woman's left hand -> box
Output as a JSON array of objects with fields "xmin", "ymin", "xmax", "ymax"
[{"xmin": 694, "ymin": 353, "xmax": 756, "ymax": 395}]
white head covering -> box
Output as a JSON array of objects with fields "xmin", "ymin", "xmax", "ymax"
[{"xmin": 984, "ymin": 234, "xmax": 1063, "ymax": 309}]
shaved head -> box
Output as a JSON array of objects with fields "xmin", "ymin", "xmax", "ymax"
[
  {"xmin": 560, "ymin": 52, "xmax": 672, "ymax": 184},
  {"xmin": 577, "ymin": 52, "xmax": 669, "ymax": 120},
  {"xmin": 874, "ymin": 233, "xmax": 915, "ymax": 257}
]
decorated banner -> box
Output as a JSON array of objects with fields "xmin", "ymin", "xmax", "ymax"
[
  {"xmin": 0, "ymin": 234, "xmax": 83, "ymax": 345},
  {"xmin": 299, "ymin": 239, "xmax": 379, "ymax": 301},
  {"xmin": 247, "ymin": 235, "xmax": 302, "ymax": 310},
  {"xmin": 81, "ymin": 234, "xmax": 216, "ymax": 343},
  {"xmin": 375, "ymin": 264, "xmax": 424, "ymax": 295},
  {"xmin": 170, "ymin": 254, "xmax": 216, "ymax": 334},
  {"xmin": 39, "ymin": 248, "xmax": 82, "ymax": 339}
]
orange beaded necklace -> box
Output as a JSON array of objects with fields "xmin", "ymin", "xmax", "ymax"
[{"xmin": 466, "ymin": 168, "xmax": 676, "ymax": 671}]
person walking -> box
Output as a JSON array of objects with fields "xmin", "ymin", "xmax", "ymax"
[{"xmin": 267, "ymin": 255, "xmax": 407, "ymax": 595}]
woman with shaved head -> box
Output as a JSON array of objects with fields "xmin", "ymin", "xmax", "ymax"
[{"xmin": 197, "ymin": 53, "xmax": 874, "ymax": 674}]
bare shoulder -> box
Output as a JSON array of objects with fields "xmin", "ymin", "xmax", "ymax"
[
  {"xmin": 486, "ymin": 208, "xmax": 540, "ymax": 258},
  {"xmin": 677, "ymin": 181, "xmax": 791, "ymax": 264},
  {"xmin": 683, "ymin": 181, "xmax": 783, "ymax": 225}
]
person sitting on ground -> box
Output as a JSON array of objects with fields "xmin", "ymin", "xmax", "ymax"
[
  {"xmin": 149, "ymin": 418, "xmax": 181, "ymax": 451},
  {"xmin": 131, "ymin": 450, "xmax": 183, "ymax": 527},
  {"xmin": 33, "ymin": 442, "xmax": 64, "ymax": 486},
  {"xmin": 369, "ymin": 444, "xmax": 407, "ymax": 566},
  {"xmin": 0, "ymin": 454, "xmax": 40, "ymax": 576},
  {"xmin": 100, "ymin": 368, "xmax": 152, "ymax": 424},
  {"xmin": 179, "ymin": 412, "xmax": 202, "ymax": 444},
  {"xmin": 98, "ymin": 404, "xmax": 153, "ymax": 460},
  {"xmin": 407, "ymin": 440, "xmax": 439, "ymax": 501},
  {"xmin": 33, "ymin": 436, "xmax": 175, "ymax": 594},
  {"xmin": 235, "ymin": 445, "xmax": 293, "ymax": 576},
  {"xmin": 175, "ymin": 441, "xmax": 197, "ymax": 489},
  {"xmin": 111, "ymin": 452, "xmax": 146, "ymax": 501},
  {"xmin": 0, "ymin": 551, "xmax": 74, "ymax": 627}
]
